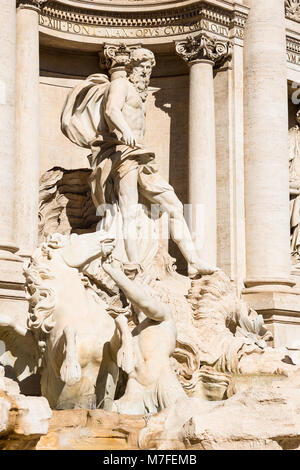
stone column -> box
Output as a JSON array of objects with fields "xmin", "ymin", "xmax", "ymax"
[
  {"xmin": 243, "ymin": 0, "xmax": 292, "ymax": 287},
  {"xmin": 0, "ymin": 1, "xmax": 24, "ymax": 357},
  {"xmin": 242, "ymin": 0, "xmax": 300, "ymax": 348},
  {"xmin": 176, "ymin": 34, "xmax": 231, "ymax": 266},
  {"xmin": 0, "ymin": 0, "xmax": 17, "ymax": 258},
  {"xmin": 14, "ymin": 0, "xmax": 47, "ymax": 256}
]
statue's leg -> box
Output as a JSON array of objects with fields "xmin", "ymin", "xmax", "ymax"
[
  {"xmin": 148, "ymin": 190, "xmax": 219, "ymax": 276},
  {"xmin": 95, "ymin": 342, "xmax": 119, "ymax": 411},
  {"xmin": 59, "ymin": 326, "xmax": 81, "ymax": 387},
  {"xmin": 118, "ymin": 167, "xmax": 140, "ymax": 262}
]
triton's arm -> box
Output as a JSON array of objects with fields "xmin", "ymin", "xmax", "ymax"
[
  {"xmin": 104, "ymin": 78, "xmax": 137, "ymax": 148},
  {"xmin": 102, "ymin": 260, "xmax": 172, "ymax": 323}
]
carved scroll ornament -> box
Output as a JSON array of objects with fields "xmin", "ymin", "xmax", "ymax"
[{"xmin": 175, "ymin": 33, "xmax": 232, "ymax": 68}]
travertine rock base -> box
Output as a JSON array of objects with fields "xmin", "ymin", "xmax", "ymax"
[
  {"xmin": 36, "ymin": 373, "xmax": 300, "ymax": 451},
  {"xmin": 139, "ymin": 372, "xmax": 300, "ymax": 450},
  {"xmin": 0, "ymin": 367, "xmax": 51, "ymax": 450},
  {"xmin": 37, "ymin": 409, "xmax": 145, "ymax": 451}
]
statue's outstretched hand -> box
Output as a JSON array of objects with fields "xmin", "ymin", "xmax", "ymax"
[
  {"xmin": 122, "ymin": 129, "xmax": 138, "ymax": 148},
  {"xmin": 101, "ymin": 238, "xmax": 115, "ymax": 258},
  {"xmin": 102, "ymin": 254, "xmax": 123, "ymax": 274}
]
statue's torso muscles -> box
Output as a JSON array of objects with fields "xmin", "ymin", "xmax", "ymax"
[
  {"xmin": 130, "ymin": 320, "xmax": 177, "ymax": 385},
  {"xmin": 122, "ymin": 82, "xmax": 146, "ymax": 143}
]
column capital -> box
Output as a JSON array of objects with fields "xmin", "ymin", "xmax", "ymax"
[
  {"xmin": 17, "ymin": 0, "xmax": 48, "ymax": 12},
  {"xmin": 285, "ymin": 0, "xmax": 300, "ymax": 21},
  {"xmin": 175, "ymin": 33, "xmax": 232, "ymax": 69}
]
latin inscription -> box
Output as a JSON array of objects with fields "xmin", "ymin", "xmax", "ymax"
[
  {"xmin": 287, "ymin": 51, "xmax": 300, "ymax": 66},
  {"xmin": 39, "ymin": 15, "xmax": 230, "ymax": 39}
]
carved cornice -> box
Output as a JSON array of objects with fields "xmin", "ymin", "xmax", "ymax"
[
  {"xmin": 175, "ymin": 33, "xmax": 232, "ymax": 68},
  {"xmin": 17, "ymin": 0, "xmax": 48, "ymax": 12},
  {"xmin": 286, "ymin": 0, "xmax": 300, "ymax": 22}
]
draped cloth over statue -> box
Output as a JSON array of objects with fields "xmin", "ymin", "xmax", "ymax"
[{"xmin": 61, "ymin": 73, "xmax": 172, "ymax": 210}]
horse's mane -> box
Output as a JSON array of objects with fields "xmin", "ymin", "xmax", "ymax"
[
  {"xmin": 188, "ymin": 270, "xmax": 240, "ymax": 323},
  {"xmin": 24, "ymin": 234, "xmax": 68, "ymax": 341},
  {"xmin": 188, "ymin": 270, "xmax": 270, "ymax": 341}
]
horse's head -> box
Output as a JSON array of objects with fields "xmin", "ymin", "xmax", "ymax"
[
  {"xmin": 37, "ymin": 232, "xmax": 116, "ymax": 269},
  {"xmin": 24, "ymin": 231, "xmax": 116, "ymax": 340}
]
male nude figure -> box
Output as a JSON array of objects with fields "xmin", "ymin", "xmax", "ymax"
[
  {"xmin": 101, "ymin": 47, "xmax": 217, "ymax": 277},
  {"xmin": 102, "ymin": 253, "xmax": 186, "ymax": 415},
  {"xmin": 62, "ymin": 46, "xmax": 218, "ymax": 277}
]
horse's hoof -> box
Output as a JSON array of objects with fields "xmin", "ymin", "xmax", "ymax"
[{"xmin": 60, "ymin": 358, "xmax": 82, "ymax": 386}]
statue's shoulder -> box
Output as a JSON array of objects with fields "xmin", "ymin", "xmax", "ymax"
[{"xmin": 109, "ymin": 77, "xmax": 130, "ymax": 89}]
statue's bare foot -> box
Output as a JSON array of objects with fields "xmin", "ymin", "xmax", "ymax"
[
  {"xmin": 60, "ymin": 357, "xmax": 82, "ymax": 386},
  {"xmin": 188, "ymin": 261, "xmax": 220, "ymax": 278}
]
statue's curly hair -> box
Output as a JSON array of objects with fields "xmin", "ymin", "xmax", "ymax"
[
  {"xmin": 24, "ymin": 234, "xmax": 68, "ymax": 340},
  {"xmin": 129, "ymin": 48, "xmax": 156, "ymax": 68}
]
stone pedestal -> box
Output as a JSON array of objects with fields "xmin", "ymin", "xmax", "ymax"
[
  {"xmin": 176, "ymin": 34, "xmax": 231, "ymax": 266},
  {"xmin": 243, "ymin": 286, "xmax": 300, "ymax": 349}
]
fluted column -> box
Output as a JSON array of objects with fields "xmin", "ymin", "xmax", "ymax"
[
  {"xmin": 243, "ymin": 0, "xmax": 292, "ymax": 287},
  {"xmin": 176, "ymin": 34, "xmax": 231, "ymax": 265},
  {"xmin": 14, "ymin": 0, "xmax": 47, "ymax": 256},
  {"xmin": 0, "ymin": 0, "xmax": 17, "ymax": 258}
]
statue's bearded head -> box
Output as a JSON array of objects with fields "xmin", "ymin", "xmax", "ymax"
[{"xmin": 127, "ymin": 48, "xmax": 156, "ymax": 101}]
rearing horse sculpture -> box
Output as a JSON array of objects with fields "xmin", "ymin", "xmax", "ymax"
[{"xmin": 0, "ymin": 231, "xmax": 120, "ymax": 410}]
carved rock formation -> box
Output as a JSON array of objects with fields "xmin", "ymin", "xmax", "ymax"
[
  {"xmin": 39, "ymin": 167, "xmax": 99, "ymax": 242},
  {"xmin": 0, "ymin": 366, "xmax": 51, "ymax": 450},
  {"xmin": 138, "ymin": 371, "xmax": 300, "ymax": 450},
  {"xmin": 36, "ymin": 372, "xmax": 300, "ymax": 450}
]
